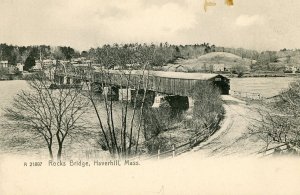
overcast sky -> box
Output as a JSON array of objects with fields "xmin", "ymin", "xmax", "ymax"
[{"xmin": 1, "ymin": 0, "xmax": 300, "ymax": 51}]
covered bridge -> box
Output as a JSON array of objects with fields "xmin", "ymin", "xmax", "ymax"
[{"xmin": 93, "ymin": 70, "xmax": 230, "ymax": 96}]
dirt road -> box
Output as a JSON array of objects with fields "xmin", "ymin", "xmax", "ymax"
[{"xmin": 182, "ymin": 96, "xmax": 266, "ymax": 158}]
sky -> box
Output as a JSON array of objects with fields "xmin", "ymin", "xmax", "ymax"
[{"xmin": 1, "ymin": 0, "xmax": 300, "ymax": 51}]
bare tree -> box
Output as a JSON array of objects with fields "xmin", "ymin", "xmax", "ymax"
[
  {"xmin": 231, "ymin": 63, "xmax": 247, "ymax": 77},
  {"xmin": 248, "ymin": 80, "xmax": 300, "ymax": 154},
  {"xmin": 84, "ymin": 67, "xmax": 150, "ymax": 159},
  {"xmin": 4, "ymin": 73, "xmax": 89, "ymax": 160},
  {"xmin": 191, "ymin": 81, "xmax": 224, "ymax": 132}
]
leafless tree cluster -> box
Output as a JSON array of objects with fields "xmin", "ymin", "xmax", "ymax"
[
  {"xmin": 5, "ymin": 73, "xmax": 89, "ymax": 160},
  {"xmin": 85, "ymin": 67, "xmax": 151, "ymax": 159},
  {"xmin": 249, "ymin": 80, "xmax": 300, "ymax": 154},
  {"xmin": 189, "ymin": 81, "xmax": 224, "ymax": 135},
  {"xmin": 141, "ymin": 106, "xmax": 175, "ymax": 154}
]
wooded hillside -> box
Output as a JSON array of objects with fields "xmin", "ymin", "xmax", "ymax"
[{"xmin": 1, "ymin": 42, "xmax": 300, "ymax": 72}]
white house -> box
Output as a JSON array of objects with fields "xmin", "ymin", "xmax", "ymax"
[
  {"xmin": 16, "ymin": 63, "xmax": 24, "ymax": 72},
  {"xmin": 0, "ymin": 61, "xmax": 9, "ymax": 68},
  {"xmin": 213, "ymin": 64, "xmax": 226, "ymax": 72},
  {"xmin": 33, "ymin": 60, "xmax": 43, "ymax": 70}
]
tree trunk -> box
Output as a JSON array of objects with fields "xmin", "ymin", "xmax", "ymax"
[
  {"xmin": 48, "ymin": 145, "xmax": 53, "ymax": 160},
  {"xmin": 57, "ymin": 143, "xmax": 63, "ymax": 160}
]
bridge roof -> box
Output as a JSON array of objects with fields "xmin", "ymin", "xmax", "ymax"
[
  {"xmin": 150, "ymin": 71, "xmax": 220, "ymax": 80},
  {"xmin": 96, "ymin": 69, "xmax": 225, "ymax": 81}
]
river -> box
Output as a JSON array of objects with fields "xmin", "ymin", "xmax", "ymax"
[
  {"xmin": 0, "ymin": 77, "xmax": 298, "ymax": 159},
  {"xmin": 0, "ymin": 81, "xmax": 44, "ymax": 157},
  {"xmin": 0, "ymin": 80, "xmax": 149, "ymax": 159},
  {"xmin": 0, "ymin": 80, "xmax": 114, "ymax": 159},
  {"xmin": 230, "ymin": 77, "xmax": 299, "ymax": 98}
]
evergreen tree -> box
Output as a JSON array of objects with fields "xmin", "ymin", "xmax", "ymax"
[{"xmin": 24, "ymin": 54, "xmax": 35, "ymax": 71}]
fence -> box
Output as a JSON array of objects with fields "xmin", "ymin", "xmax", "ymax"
[
  {"xmin": 129, "ymin": 120, "xmax": 221, "ymax": 161},
  {"xmin": 81, "ymin": 131, "xmax": 210, "ymax": 161},
  {"xmin": 230, "ymin": 90, "xmax": 263, "ymax": 100},
  {"xmin": 81, "ymin": 119, "xmax": 221, "ymax": 161},
  {"xmin": 259, "ymin": 144, "xmax": 300, "ymax": 157}
]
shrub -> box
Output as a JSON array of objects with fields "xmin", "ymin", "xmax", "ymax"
[{"xmin": 190, "ymin": 81, "xmax": 224, "ymax": 134}]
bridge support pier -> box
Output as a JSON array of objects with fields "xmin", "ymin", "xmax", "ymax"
[
  {"xmin": 187, "ymin": 96, "xmax": 194, "ymax": 113},
  {"xmin": 90, "ymin": 82, "xmax": 102, "ymax": 93},
  {"xmin": 63, "ymin": 76, "xmax": 68, "ymax": 84},
  {"xmin": 165, "ymin": 95, "xmax": 189, "ymax": 110},
  {"xmin": 152, "ymin": 94, "xmax": 191, "ymax": 110},
  {"xmin": 152, "ymin": 94, "xmax": 169, "ymax": 108},
  {"xmin": 65, "ymin": 77, "xmax": 73, "ymax": 85},
  {"xmin": 103, "ymin": 86, "xmax": 119, "ymax": 101},
  {"xmin": 118, "ymin": 88, "xmax": 132, "ymax": 101},
  {"xmin": 103, "ymin": 86, "xmax": 110, "ymax": 96},
  {"xmin": 130, "ymin": 89, "xmax": 155, "ymax": 106},
  {"xmin": 81, "ymin": 81, "xmax": 91, "ymax": 91}
]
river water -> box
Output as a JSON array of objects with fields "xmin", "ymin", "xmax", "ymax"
[
  {"xmin": 0, "ymin": 80, "xmax": 112, "ymax": 159},
  {"xmin": 0, "ymin": 77, "xmax": 298, "ymax": 158},
  {"xmin": 0, "ymin": 80, "xmax": 147, "ymax": 159},
  {"xmin": 0, "ymin": 81, "xmax": 44, "ymax": 157},
  {"xmin": 230, "ymin": 77, "xmax": 298, "ymax": 98}
]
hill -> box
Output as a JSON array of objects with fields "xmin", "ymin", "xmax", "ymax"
[{"xmin": 162, "ymin": 52, "xmax": 253, "ymax": 72}]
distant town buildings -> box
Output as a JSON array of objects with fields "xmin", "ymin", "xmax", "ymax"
[
  {"xmin": 162, "ymin": 64, "xmax": 188, "ymax": 72},
  {"xmin": 34, "ymin": 59, "xmax": 57, "ymax": 70},
  {"xmin": 285, "ymin": 65, "xmax": 299, "ymax": 73},
  {"xmin": 71, "ymin": 57, "xmax": 91, "ymax": 65},
  {"xmin": 0, "ymin": 60, "xmax": 23, "ymax": 73}
]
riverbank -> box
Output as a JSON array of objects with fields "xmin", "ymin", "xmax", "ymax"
[
  {"xmin": 225, "ymin": 72, "xmax": 300, "ymax": 78},
  {"xmin": 0, "ymin": 72, "xmax": 38, "ymax": 81},
  {"xmin": 0, "ymin": 74, "xmax": 23, "ymax": 80}
]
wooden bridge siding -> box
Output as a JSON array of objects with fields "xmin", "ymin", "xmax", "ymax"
[
  {"xmin": 58, "ymin": 72, "xmax": 228, "ymax": 96},
  {"xmin": 92, "ymin": 73, "xmax": 199, "ymax": 96},
  {"xmin": 150, "ymin": 76, "xmax": 196, "ymax": 96}
]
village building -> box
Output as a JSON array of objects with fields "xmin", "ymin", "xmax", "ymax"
[
  {"xmin": 43, "ymin": 59, "xmax": 56, "ymax": 67},
  {"xmin": 71, "ymin": 58, "xmax": 81, "ymax": 64},
  {"xmin": 71, "ymin": 57, "xmax": 91, "ymax": 65},
  {"xmin": 16, "ymin": 63, "xmax": 24, "ymax": 72},
  {"xmin": 59, "ymin": 60, "xmax": 71, "ymax": 65},
  {"xmin": 32, "ymin": 61, "xmax": 42, "ymax": 71},
  {"xmin": 285, "ymin": 65, "xmax": 299, "ymax": 73},
  {"xmin": 0, "ymin": 61, "xmax": 9, "ymax": 68},
  {"xmin": 113, "ymin": 65, "xmax": 123, "ymax": 70},
  {"xmin": 213, "ymin": 64, "xmax": 226, "ymax": 72},
  {"xmin": 284, "ymin": 65, "xmax": 299, "ymax": 73},
  {"xmin": 162, "ymin": 64, "xmax": 188, "ymax": 72},
  {"xmin": 125, "ymin": 63, "xmax": 141, "ymax": 70},
  {"xmin": 34, "ymin": 59, "xmax": 56, "ymax": 70}
]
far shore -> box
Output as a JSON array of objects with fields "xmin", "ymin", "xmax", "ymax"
[{"xmin": 1, "ymin": 71, "xmax": 300, "ymax": 82}]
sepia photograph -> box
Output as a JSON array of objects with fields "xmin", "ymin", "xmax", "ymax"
[{"xmin": 1, "ymin": 0, "xmax": 300, "ymax": 194}]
